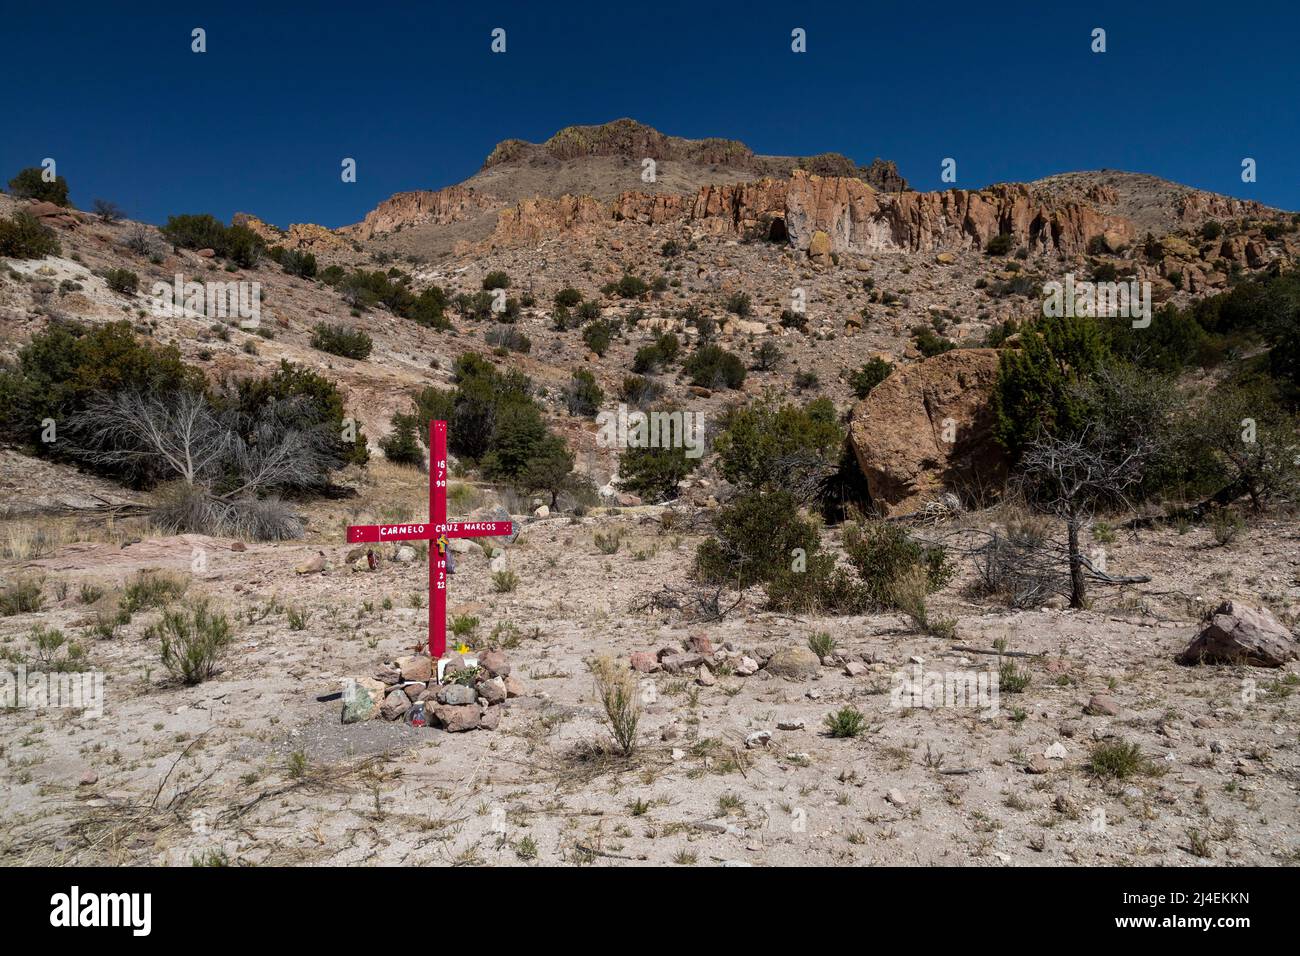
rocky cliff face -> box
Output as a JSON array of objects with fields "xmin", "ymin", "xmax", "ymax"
[
  {"xmin": 486, "ymin": 170, "xmax": 1134, "ymax": 256},
  {"xmin": 342, "ymin": 185, "xmax": 494, "ymax": 240}
]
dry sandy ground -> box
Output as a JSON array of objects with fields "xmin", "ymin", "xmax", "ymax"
[{"xmin": 1, "ymin": 480, "xmax": 1298, "ymax": 868}]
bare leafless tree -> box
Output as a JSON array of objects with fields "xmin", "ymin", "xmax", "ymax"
[
  {"xmin": 68, "ymin": 390, "xmax": 230, "ymax": 487},
  {"xmin": 1016, "ymin": 426, "xmax": 1151, "ymax": 608}
]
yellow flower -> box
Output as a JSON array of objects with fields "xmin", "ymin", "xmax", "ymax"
[{"xmin": 455, "ymin": 642, "xmax": 471, "ymax": 655}]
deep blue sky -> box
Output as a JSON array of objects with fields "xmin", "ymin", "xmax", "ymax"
[{"xmin": 5, "ymin": 1, "xmax": 1297, "ymax": 228}]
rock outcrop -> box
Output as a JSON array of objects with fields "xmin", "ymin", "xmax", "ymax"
[
  {"xmin": 483, "ymin": 171, "xmax": 1133, "ymax": 256},
  {"xmin": 848, "ymin": 349, "xmax": 1006, "ymax": 516},
  {"xmin": 342, "ymin": 184, "xmax": 494, "ymax": 240},
  {"xmin": 1178, "ymin": 602, "xmax": 1298, "ymax": 667}
]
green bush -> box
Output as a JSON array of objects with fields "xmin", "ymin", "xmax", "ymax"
[
  {"xmin": 0, "ymin": 577, "xmax": 45, "ymax": 616},
  {"xmin": 104, "ymin": 268, "xmax": 139, "ymax": 294},
  {"xmin": 582, "ymin": 320, "xmax": 613, "ymax": 357},
  {"xmin": 843, "ymin": 521, "xmax": 954, "ymax": 609},
  {"xmin": 713, "ymin": 396, "xmax": 842, "ymax": 490},
  {"xmin": 632, "ymin": 332, "xmax": 679, "ymax": 373},
  {"xmin": 984, "ymin": 233, "xmax": 1013, "ymax": 256},
  {"xmin": 0, "ymin": 211, "xmax": 61, "ymax": 259},
  {"xmin": 380, "ymin": 414, "xmax": 425, "ymax": 467},
  {"xmin": 161, "ymin": 214, "xmax": 265, "ymax": 267},
  {"xmin": 310, "ymin": 323, "xmax": 373, "ymax": 360},
  {"xmin": 992, "ymin": 315, "xmax": 1108, "ymax": 459},
  {"xmin": 603, "ymin": 273, "xmax": 649, "ymax": 299},
  {"xmin": 553, "ymin": 287, "xmax": 583, "ymax": 308},
  {"xmin": 683, "ymin": 344, "xmax": 746, "ymax": 390},
  {"xmin": 8, "ymin": 167, "xmax": 70, "ymax": 206},
  {"xmin": 849, "ymin": 357, "xmax": 893, "ymax": 399},
  {"xmin": 565, "ymin": 369, "xmax": 603, "ymax": 416},
  {"xmin": 482, "ymin": 270, "xmax": 511, "ymax": 291},
  {"xmin": 725, "ymin": 292, "xmax": 752, "ymax": 317},
  {"xmin": 694, "ymin": 489, "xmax": 820, "ymax": 588},
  {"xmin": 154, "ymin": 599, "xmax": 233, "ymax": 685},
  {"xmin": 485, "ymin": 324, "xmax": 531, "ymax": 353},
  {"xmin": 619, "ymin": 441, "xmax": 701, "ymax": 503}
]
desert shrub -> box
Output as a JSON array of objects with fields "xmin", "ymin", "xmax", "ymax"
[
  {"xmin": 713, "ymin": 396, "xmax": 842, "ymax": 492},
  {"xmin": 1087, "ymin": 740, "xmax": 1154, "ymax": 780},
  {"xmin": 565, "ymin": 369, "xmax": 603, "ymax": 417},
  {"xmin": 1210, "ymin": 507, "xmax": 1244, "ymax": 546},
  {"xmin": 153, "ymin": 599, "xmax": 233, "ymax": 685},
  {"xmin": 764, "ymin": 551, "xmax": 869, "ymax": 615},
  {"xmin": 780, "ymin": 309, "xmax": 808, "ymax": 332},
  {"xmin": 31, "ymin": 624, "xmax": 87, "ymax": 672},
  {"xmin": 553, "ymin": 287, "xmax": 583, "ymax": 308},
  {"xmin": 0, "ymin": 211, "xmax": 61, "ymax": 259},
  {"xmin": 808, "ymin": 632, "xmax": 836, "ymax": 657},
  {"xmin": 632, "ymin": 332, "xmax": 679, "ymax": 373},
  {"xmin": 380, "ymin": 415, "xmax": 424, "ymax": 467},
  {"xmin": 122, "ymin": 569, "xmax": 188, "ymax": 613},
  {"xmin": 992, "ymin": 315, "xmax": 1109, "ymax": 459},
  {"xmin": 160, "ymin": 214, "xmax": 265, "ymax": 267},
  {"xmin": 752, "ymin": 340, "xmax": 783, "ymax": 371},
  {"xmin": 104, "ymin": 268, "xmax": 138, "ymax": 294},
  {"xmin": 481, "ymin": 270, "xmax": 511, "ymax": 291},
  {"xmin": 0, "ymin": 577, "xmax": 45, "ymax": 616},
  {"xmin": 8, "ymin": 166, "xmax": 70, "ymax": 206},
  {"xmin": 0, "ymin": 320, "xmax": 203, "ymax": 456},
  {"xmin": 1200, "ymin": 220, "xmax": 1223, "ymax": 241},
  {"xmin": 278, "ymin": 248, "xmax": 317, "ymax": 278},
  {"xmin": 492, "ymin": 570, "xmax": 519, "ymax": 593},
  {"xmin": 849, "ymin": 357, "xmax": 893, "ymax": 399},
  {"xmin": 843, "ymin": 521, "xmax": 953, "ymax": 609},
  {"xmin": 310, "ymin": 323, "xmax": 372, "ymax": 360},
  {"xmin": 620, "ymin": 374, "xmax": 663, "ymax": 407},
  {"xmin": 824, "ymin": 706, "xmax": 867, "ymax": 738},
  {"xmin": 619, "ymin": 441, "xmax": 701, "ymax": 503},
  {"xmin": 683, "ymin": 344, "xmax": 746, "ymax": 390},
  {"xmin": 485, "ymin": 324, "xmax": 531, "ymax": 353},
  {"xmin": 984, "ymin": 232, "xmax": 1013, "ymax": 256},
  {"xmin": 93, "ymin": 199, "xmax": 124, "ymax": 223},
  {"xmin": 582, "ymin": 320, "xmax": 613, "ymax": 357},
  {"xmin": 694, "ymin": 489, "xmax": 820, "ymax": 588},
  {"xmin": 886, "ymin": 563, "xmax": 956, "ymax": 638},
  {"xmin": 725, "ymin": 291, "xmax": 752, "ymax": 317},
  {"xmin": 911, "ymin": 325, "xmax": 955, "ymax": 357},
  {"xmin": 587, "ymin": 655, "xmax": 640, "ymax": 756},
  {"xmin": 603, "ymin": 273, "xmax": 648, "ymax": 299},
  {"xmin": 232, "ymin": 360, "xmax": 370, "ymax": 469},
  {"xmin": 998, "ymin": 656, "xmax": 1032, "ymax": 693}
]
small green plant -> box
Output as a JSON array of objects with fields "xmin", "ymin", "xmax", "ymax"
[
  {"xmin": 597, "ymin": 527, "xmax": 631, "ymax": 555},
  {"xmin": 286, "ymin": 605, "xmax": 312, "ymax": 630},
  {"xmin": 287, "ymin": 749, "xmax": 309, "ymax": 779},
  {"xmin": 588, "ymin": 655, "xmax": 640, "ymax": 756},
  {"xmin": 807, "ymin": 632, "xmax": 836, "ymax": 658},
  {"xmin": 492, "ymin": 570, "xmax": 519, "ymax": 593},
  {"xmin": 998, "ymin": 658, "xmax": 1032, "ymax": 694},
  {"xmin": 310, "ymin": 323, "xmax": 373, "ymax": 360},
  {"xmin": 123, "ymin": 570, "xmax": 187, "ymax": 613},
  {"xmin": 450, "ymin": 613, "xmax": 479, "ymax": 639},
  {"xmin": 153, "ymin": 599, "xmax": 234, "ymax": 685},
  {"xmin": 0, "ymin": 577, "xmax": 45, "ymax": 616},
  {"xmin": 1210, "ymin": 508, "xmax": 1244, "ymax": 547},
  {"xmin": 78, "ymin": 583, "xmax": 106, "ymax": 605},
  {"xmin": 515, "ymin": 835, "xmax": 538, "ymax": 861},
  {"xmin": 824, "ymin": 706, "xmax": 867, "ymax": 739},
  {"xmin": 31, "ymin": 624, "xmax": 87, "ymax": 672},
  {"xmin": 1087, "ymin": 740, "xmax": 1152, "ymax": 780}
]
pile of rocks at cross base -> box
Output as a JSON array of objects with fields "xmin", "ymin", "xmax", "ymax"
[{"xmin": 341, "ymin": 649, "xmax": 525, "ymax": 732}]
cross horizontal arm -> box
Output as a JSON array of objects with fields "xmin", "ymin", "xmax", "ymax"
[
  {"xmin": 345, "ymin": 520, "xmax": 514, "ymax": 544},
  {"xmin": 443, "ymin": 521, "xmax": 515, "ymax": 539}
]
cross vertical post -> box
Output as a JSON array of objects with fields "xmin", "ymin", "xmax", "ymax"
[{"xmin": 430, "ymin": 420, "xmax": 448, "ymax": 658}]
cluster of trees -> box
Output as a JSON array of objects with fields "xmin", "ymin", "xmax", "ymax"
[
  {"xmin": 322, "ymin": 267, "xmax": 450, "ymax": 329},
  {"xmin": 382, "ymin": 353, "xmax": 576, "ymax": 508},
  {"xmin": 160, "ymin": 214, "xmax": 266, "ymax": 268},
  {"xmin": 991, "ymin": 268, "xmax": 1300, "ymax": 607},
  {"xmin": 0, "ymin": 321, "xmax": 369, "ymax": 538}
]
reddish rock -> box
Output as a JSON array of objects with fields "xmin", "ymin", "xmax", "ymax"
[
  {"xmin": 432, "ymin": 704, "xmax": 480, "ymax": 733},
  {"xmin": 630, "ymin": 652, "xmax": 659, "ymax": 673},
  {"xmin": 1178, "ymin": 602, "xmax": 1297, "ymax": 668}
]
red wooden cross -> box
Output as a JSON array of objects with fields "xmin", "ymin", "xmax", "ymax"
[{"xmin": 345, "ymin": 420, "xmax": 514, "ymax": 658}]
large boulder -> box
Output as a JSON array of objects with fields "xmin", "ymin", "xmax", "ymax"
[
  {"xmin": 848, "ymin": 348, "xmax": 1006, "ymax": 516},
  {"xmin": 1177, "ymin": 602, "xmax": 1298, "ymax": 668},
  {"xmin": 764, "ymin": 646, "xmax": 820, "ymax": 680}
]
